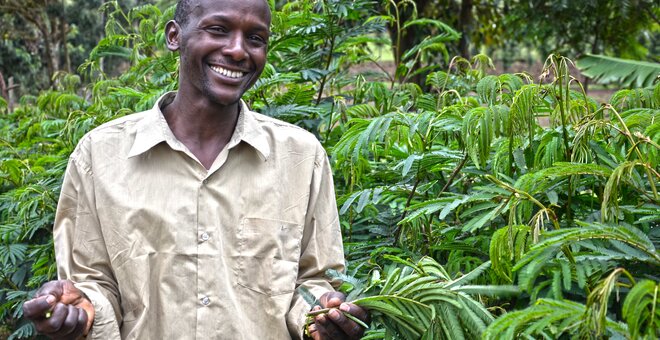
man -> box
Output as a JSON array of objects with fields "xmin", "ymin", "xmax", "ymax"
[{"xmin": 22, "ymin": 0, "xmax": 368, "ymax": 339}]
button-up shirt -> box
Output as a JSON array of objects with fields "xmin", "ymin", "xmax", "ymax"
[{"xmin": 54, "ymin": 92, "xmax": 345, "ymax": 339}]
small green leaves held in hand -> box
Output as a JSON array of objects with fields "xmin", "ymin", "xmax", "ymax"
[{"xmin": 305, "ymin": 308, "xmax": 370, "ymax": 330}]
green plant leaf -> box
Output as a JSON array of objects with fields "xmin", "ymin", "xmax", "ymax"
[{"xmin": 577, "ymin": 54, "xmax": 660, "ymax": 88}]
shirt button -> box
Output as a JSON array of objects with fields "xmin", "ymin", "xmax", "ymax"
[
  {"xmin": 201, "ymin": 296, "xmax": 210, "ymax": 306},
  {"xmin": 201, "ymin": 232, "xmax": 210, "ymax": 242},
  {"xmin": 202, "ymin": 179, "xmax": 208, "ymax": 184}
]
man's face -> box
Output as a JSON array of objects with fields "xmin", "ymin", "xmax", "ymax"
[{"xmin": 168, "ymin": 0, "xmax": 270, "ymax": 106}]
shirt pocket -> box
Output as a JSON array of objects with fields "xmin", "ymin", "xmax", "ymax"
[{"xmin": 236, "ymin": 217, "xmax": 303, "ymax": 296}]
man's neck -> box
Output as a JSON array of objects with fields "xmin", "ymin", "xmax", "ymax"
[{"xmin": 162, "ymin": 94, "xmax": 240, "ymax": 170}]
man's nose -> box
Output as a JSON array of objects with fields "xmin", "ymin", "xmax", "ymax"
[{"xmin": 223, "ymin": 34, "xmax": 248, "ymax": 61}]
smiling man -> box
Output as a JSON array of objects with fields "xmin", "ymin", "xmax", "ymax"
[{"xmin": 21, "ymin": 0, "xmax": 368, "ymax": 339}]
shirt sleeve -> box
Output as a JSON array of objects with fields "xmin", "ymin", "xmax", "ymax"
[
  {"xmin": 286, "ymin": 144, "xmax": 346, "ymax": 339},
  {"xmin": 53, "ymin": 142, "xmax": 122, "ymax": 339}
]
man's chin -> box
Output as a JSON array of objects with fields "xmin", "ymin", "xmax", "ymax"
[{"xmin": 203, "ymin": 89, "xmax": 244, "ymax": 108}]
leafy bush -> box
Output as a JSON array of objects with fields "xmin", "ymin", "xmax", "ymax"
[{"xmin": 1, "ymin": 0, "xmax": 659, "ymax": 339}]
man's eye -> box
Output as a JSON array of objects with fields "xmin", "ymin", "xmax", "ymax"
[
  {"xmin": 249, "ymin": 35, "xmax": 267, "ymax": 44},
  {"xmin": 207, "ymin": 26, "xmax": 227, "ymax": 34}
]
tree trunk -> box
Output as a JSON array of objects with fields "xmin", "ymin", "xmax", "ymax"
[
  {"xmin": 8, "ymin": 77, "xmax": 16, "ymax": 112},
  {"xmin": 42, "ymin": 27, "xmax": 59, "ymax": 83},
  {"xmin": 0, "ymin": 73, "xmax": 18, "ymax": 113},
  {"xmin": 457, "ymin": 0, "xmax": 473, "ymax": 58},
  {"xmin": 61, "ymin": 0, "xmax": 71, "ymax": 73},
  {"xmin": 20, "ymin": 8, "xmax": 59, "ymax": 84},
  {"xmin": 0, "ymin": 72, "xmax": 6, "ymax": 103}
]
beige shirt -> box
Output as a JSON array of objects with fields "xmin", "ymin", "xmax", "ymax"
[{"xmin": 54, "ymin": 92, "xmax": 345, "ymax": 339}]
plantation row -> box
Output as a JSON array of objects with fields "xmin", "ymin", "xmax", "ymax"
[{"xmin": 1, "ymin": 1, "xmax": 659, "ymax": 339}]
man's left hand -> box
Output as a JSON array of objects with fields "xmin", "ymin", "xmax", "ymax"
[{"xmin": 307, "ymin": 291, "xmax": 369, "ymax": 340}]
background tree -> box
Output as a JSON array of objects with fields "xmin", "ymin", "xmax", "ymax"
[
  {"xmin": 504, "ymin": 0, "xmax": 659, "ymax": 59},
  {"xmin": 381, "ymin": 0, "xmax": 658, "ymax": 75},
  {"xmin": 1, "ymin": 1, "xmax": 659, "ymax": 339},
  {"xmin": 0, "ymin": 0, "xmax": 69, "ymax": 92},
  {"xmin": 0, "ymin": 0, "xmax": 162, "ymax": 98}
]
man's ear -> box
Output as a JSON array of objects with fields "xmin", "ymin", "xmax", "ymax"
[{"xmin": 165, "ymin": 20, "xmax": 181, "ymax": 51}]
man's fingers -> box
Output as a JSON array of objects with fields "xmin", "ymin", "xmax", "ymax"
[
  {"xmin": 50, "ymin": 305, "xmax": 87, "ymax": 338},
  {"xmin": 35, "ymin": 302, "xmax": 68, "ymax": 334},
  {"xmin": 315, "ymin": 311, "xmax": 345, "ymax": 340},
  {"xmin": 22, "ymin": 295, "xmax": 56, "ymax": 319},
  {"xmin": 35, "ymin": 281, "xmax": 65, "ymax": 300},
  {"xmin": 328, "ymin": 308, "xmax": 355, "ymax": 334},
  {"xmin": 307, "ymin": 323, "xmax": 319, "ymax": 340},
  {"xmin": 329, "ymin": 307, "xmax": 367, "ymax": 338},
  {"xmin": 308, "ymin": 322, "xmax": 328, "ymax": 340},
  {"xmin": 50, "ymin": 305, "xmax": 79, "ymax": 337},
  {"xmin": 313, "ymin": 292, "xmax": 368, "ymax": 339},
  {"xmin": 339, "ymin": 302, "xmax": 370, "ymax": 323},
  {"xmin": 319, "ymin": 291, "xmax": 345, "ymax": 308},
  {"xmin": 70, "ymin": 308, "xmax": 88, "ymax": 338}
]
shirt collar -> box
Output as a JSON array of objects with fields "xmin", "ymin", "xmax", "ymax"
[
  {"xmin": 233, "ymin": 100, "xmax": 271, "ymax": 161},
  {"xmin": 128, "ymin": 92, "xmax": 271, "ymax": 161}
]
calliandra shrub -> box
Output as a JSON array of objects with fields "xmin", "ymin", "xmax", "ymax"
[{"xmin": 2, "ymin": 1, "xmax": 659, "ymax": 339}]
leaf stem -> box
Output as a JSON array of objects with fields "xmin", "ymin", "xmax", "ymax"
[
  {"xmin": 305, "ymin": 309, "xmax": 369, "ymax": 329},
  {"xmin": 607, "ymin": 104, "xmax": 658, "ymax": 199}
]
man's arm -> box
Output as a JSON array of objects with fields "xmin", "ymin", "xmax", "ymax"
[
  {"xmin": 285, "ymin": 144, "xmax": 367, "ymax": 339},
  {"xmin": 25, "ymin": 143, "xmax": 122, "ymax": 339}
]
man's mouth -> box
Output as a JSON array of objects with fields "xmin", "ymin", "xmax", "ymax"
[{"xmin": 209, "ymin": 65, "xmax": 246, "ymax": 79}]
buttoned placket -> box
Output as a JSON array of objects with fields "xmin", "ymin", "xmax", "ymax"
[
  {"xmin": 196, "ymin": 170, "xmax": 215, "ymax": 337},
  {"xmin": 188, "ymin": 117, "xmax": 254, "ymax": 337},
  {"xmin": 195, "ymin": 153, "xmax": 237, "ymax": 338}
]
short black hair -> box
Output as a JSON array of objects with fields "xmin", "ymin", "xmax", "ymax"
[
  {"xmin": 174, "ymin": 0, "xmax": 193, "ymax": 28},
  {"xmin": 174, "ymin": 0, "xmax": 271, "ymax": 28}
]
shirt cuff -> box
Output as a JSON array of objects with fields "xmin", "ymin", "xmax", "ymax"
[{"xmin": 75, "ymin": 284, "xmax": 121, "ymax": 340}]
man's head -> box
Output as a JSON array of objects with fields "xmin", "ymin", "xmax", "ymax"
[{"xmin": 166, "ymin": 0, "xmax": 271, "ymax": 107}]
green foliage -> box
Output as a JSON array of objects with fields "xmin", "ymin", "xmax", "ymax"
[
  {"xmin": 333, "ymin": 49, "xmax": 659, "ymax": 338},
  {"xmin": 483, "ymin": 298, "xmax": 628, "ymax": 339},
  {"xmin": 0, "ymin": 2, "xmax": 177, "ymax": 337},
  {"xmin": 503, "ymin": 0, "xmax": 659, "ymax": 60},
  {"xmin": 310, "ymin": 257, "xmax": 518, "ymax": 339},
  {"xmin": 577, "ymin": 54, "xmax": 660, "ymax": 88},
  {"xmin": 2, "ymin": 0, "xmax": 660, "ymax": 339},
  {"xmin": 622, "ymin": 279, "xmax": 660, "ymax": 339}
]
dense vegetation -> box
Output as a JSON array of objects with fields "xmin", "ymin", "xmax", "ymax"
[{"xmin": 1, "ymin": 1, "xmax": 659, "ymax": 339}]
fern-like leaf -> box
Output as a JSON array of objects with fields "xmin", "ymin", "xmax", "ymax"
[{"xmin": 577, "ymin": 54, "xmax": 660, "ymax": 88}]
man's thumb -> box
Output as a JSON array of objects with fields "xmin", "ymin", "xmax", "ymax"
[{"xmin": 45, "ymin": 294, "xmax": 57, "ymax": 305}]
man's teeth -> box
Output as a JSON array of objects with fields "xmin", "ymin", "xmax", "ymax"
[{"xmin": 210, "ymin": 65, "xmax": 245, "ymax": 79}]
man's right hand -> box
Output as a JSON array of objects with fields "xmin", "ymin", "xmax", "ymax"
[{"xmin": 22, "ymin": 280, "xmax": 95, "ymax": 339}]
